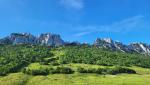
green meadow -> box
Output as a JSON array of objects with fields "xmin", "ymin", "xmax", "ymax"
[
  {"xmin": 0, "ymin": 45, "xmax": 150, "ymax": 85},
  {"xmin": 0, "ymin": 64, "xmax": 150, "ymax": 85}
]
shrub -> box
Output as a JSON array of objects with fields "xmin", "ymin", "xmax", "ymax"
[
  {"xmin": 49, "ymin": 58, "xmax": 57, "ymax": 62},
  {"xmin": 32, "ymin": 68, "xmax": 49, "ymax": 75},
  {"xmin": 77, "ymin": 67, "xmax": 88, "ymax": 73},
  {"xmin": 50, "ymin": 61, "xmax": 60, "ymax": 66},
  {"xmin": 40, "ymin": 62, "xmax": 49, "ymax": 65},
  {"xmin": 23, "ymin": 67, "xmax": 74, "ymax": 75},
  {"xmin": 107, "ymin": 66, "xmax": 136, "ymax": 75},
  {"xmin": 48, "ymin": 68, "xmax": 55, "ymax": 74},
  {"xmin": 0, "ymin": 66, "xmax": 9, "ymax": 76},
  {"xmin": 22, "ymin": 67, "xmax": 49, "ymax": 75},
  {"xmin": 96, "ymin": 68, "xmax": 107, "ymax": 74},
  {"xmin": 52, "ymin": 67, "xmax": 74, "ymax": 74},
  {"xmin": 77, "ymin": 67, "xmax": 96, "ymax": 73},
  {"xmin": 87, "ymin": 68, "xmax": 97, "ymax": 73},
  {"xmin": 77, "ymin": 66, "xmax": 136, "ymax": 75},
  {"xmin": 0, "ymin": 70, "xmax": 7, "ymax": 76}
]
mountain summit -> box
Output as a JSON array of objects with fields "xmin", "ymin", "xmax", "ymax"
[
  {"xmin": 94, "ymin": 38, "xmax": 150, "ymax": 55},
  {"xmin": 0, "ymin": 33, "xmax": 150, "ymax": 55},
  {"xmin": 0, "ymin": 33, "xmax": 64, "ymax": 46}
]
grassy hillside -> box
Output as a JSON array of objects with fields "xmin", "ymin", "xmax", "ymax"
[
  {"xmin": 0, "ymin": 45, "xmax": 150, "ymax": 85},
  {"xmin": 0, "ymin": 65, "xmax": 150, "ymax": 85}
]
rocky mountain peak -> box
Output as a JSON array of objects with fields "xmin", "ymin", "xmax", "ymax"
[
  {"xmin": 0, "ymin": 33, "xmax": 64, "ymax": 46},
  {"xmin": 94, "ymin": 38, "xmax": 114, "ymax": 45},
  {"xmin": 39, "ymin": 33, "xmax": 64, "ymax": 46},
  {"xmin": 9, "ymin": 33, "xmax": 37, "ymax": 44},
  {"xmin": 1, "ymin": 33, "xmax": 150, "ymax": 55},
  {"xmin": 94, "ymin": 38, "xmax": 150, "ymax": 54},
  {"xmin": 129, "ymin": 43, "xmax": 150, "ymax": 54},
  {"xmin": 103, "ymin": 38, "xmax": 113, "ymax": 44},
  {"xmin": 94, "ymin": 38, "xmax": 116, "ymax": 50}
]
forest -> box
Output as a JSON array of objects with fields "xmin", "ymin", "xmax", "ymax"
[{"xmin": 0, "ymin": 45, "xmax": 150, "ymax": 76}]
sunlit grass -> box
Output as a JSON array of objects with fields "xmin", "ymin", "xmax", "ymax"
[
  {"xmin": 1, "ymin": 63, "xmax": 150, "ymax": 85},
  {"xmin": 0, "ymin": 73, "xmax": 30, "ymax": 85}
]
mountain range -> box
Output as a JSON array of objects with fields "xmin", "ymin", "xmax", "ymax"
[
  {"xmin": 0, "ymin": 33, "xmax": 64, "ymax": 46},
  {"xmin": 94, "ymin": 38, "xmax": 150, "ymax": 55},
  {"xmin": 0, "ymin": 33, "xmax": 150, "ymax": 55}
]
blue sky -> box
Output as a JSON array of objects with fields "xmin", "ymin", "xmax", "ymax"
[{"xmin": 0, "ymin": 0, "xmax": 150, "ymax": 44}]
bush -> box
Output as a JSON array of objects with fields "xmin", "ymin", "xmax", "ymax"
[
  {"xmin": 0, "ymin": 66, "xmax": 9, "ymax": 76},
  {"xmin": 40, "ymin": 62, "xmax": 49, "ymax": 65},
  {"xmin": 77, "ymin": 67, "xmax": 136, "ymax": 75},
  {"xmin": 48, "ymin": 68, "xmax": 55, "ymax": 74},
  {"xmin": 0, "ymin": 70, "xmax": 7, "ymax": 76},
  {"xmin": 77, "ymin": 67, "xmax": 96, "ymax": 73},
  {"xmin": 22, "ymin": 67, "xmax": 49, "ymax": 75},
  {"xmin": 53, "ymin": 67, "xmax": 74, "ymax": 74},
  {"xmin": 50, "ymin": 62, "xmax": 60, "ymax": 66},
  {"xmin": 23, "ymin": 67, "xmax": 74, "ymax": 75},
  {"xmin": 96, "ymin": 68, "xmax": 107, "ymax": 74},
  {"xmin": 77, "ymin": 67, "xmax": 87, "ymax": 73},
  {"xmin": 87, "ymin": 68, "xmax": 97, "ymax": 73},
  {"xmin": 107, "ymin": 66, "xmax": 136, "ymax": 75}
]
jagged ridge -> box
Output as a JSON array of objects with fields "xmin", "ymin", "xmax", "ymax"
[
  {"xmin": 0, "ymin": 33, "xmax": 150, "ymax": 55},
  {"xmin": 94, "ymin": 38, "xmax": 150, "ymax": 55},
  {"xmin": 0, "ymin": 33, "xmax": 64, "ymax": 46}
]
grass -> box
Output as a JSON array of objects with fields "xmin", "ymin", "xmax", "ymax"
[
  {"xmin": 129, "ymin": 66, "xmax": 150, "ymax": 74},
  {"xmin": 0, "ymin": 73, "xmax": 30, "ymax": 85},
  {"xmin": 1, "ymin": 63, "xmax": 150, "ymax": 85},
  {"xmin": 27, "ymin": 63, "xmax": 51, "ymax": 69},
  {"xmin": 1, "ymin": 73, "xmax": 150, "ymax": 85},
  {"xmin": 26, "ymin": 63, "xmax": 150, "ymax": 74}
]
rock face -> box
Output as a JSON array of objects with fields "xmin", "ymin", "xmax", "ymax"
[
  {"xmin": 9, "ymin": 33, "xmax": 37, "ymax": 44},
  {"xmin": 94, "ymin": 38, "xmax": 131, "ymax": 52},
  {"xmin": 1, "ymin": 33, "xmax": 150, "ymax": 54},
  {"xmin": 0, "ymin": 33, "xmax": 64, "ymax": 46},
  {"xmin": 38, "ymin": 33, "xmax": 64, "ymax": 46},
  {"xmin": 114, "ymin": 41, "xmax": 133, "ymax": 52},
  {"xmin": 129, "ymin": 43, "xmax": 150, "ymax": 54},
  {"xmin": 94, "ymin": 38, "xmax": 150, "ymax": 54},
  {"xmin": 94, "ymin": 38, "xmax": 116, "ymax": 50},
  {"xmin": 0, "ymin": 37, "xmax": 12, "ymax": 44}
]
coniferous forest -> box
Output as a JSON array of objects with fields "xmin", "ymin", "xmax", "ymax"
[
  {"xmin": 0, "ymin": 45, "xmax": 150, "ymax": 76},
  {"xmin": 1, "ymin": 44, "xmax": 150, "ymax": 85}
]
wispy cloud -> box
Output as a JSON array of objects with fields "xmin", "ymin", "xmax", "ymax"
[
  {"xmin": 74, "ymin": 15, "xmax": 145, "ymax": 37},
  {"xmin": 60, "ymin": 0, "xmax": 84, "ymax": 10},
  {"xmin": 74, "ymin": 31, "xmax": 92, "ymax": 37}
]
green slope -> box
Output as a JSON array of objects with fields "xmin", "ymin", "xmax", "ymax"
[
  {"xmin": 0, "ymin": 45, "xmax": 150, "ymax": 85},
  {"xmin": 1, "ymin": 65, "xmax": 150, "ymax": 85}
]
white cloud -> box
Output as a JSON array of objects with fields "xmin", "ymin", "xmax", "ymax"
[
  {"xmin": 60, "ymin": 0, "xmax": 84, "ymax": 10},
  {"xmin": 74, "ymin": 15, "xmax": 145, "ymax": 37},
  {"xmin": 74, "ymin": 31, "xmax": 92, "ymax": 37},
  {"xmin": 110, "ymin": 15, "xmax": 144, "ymax": 32}
]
